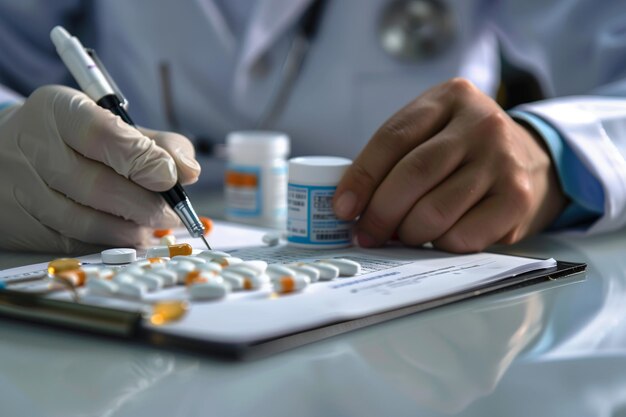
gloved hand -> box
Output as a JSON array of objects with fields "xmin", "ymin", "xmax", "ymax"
[{"xmin": 0, "ymin": 85, "xmax": 201, "ymax": 254}]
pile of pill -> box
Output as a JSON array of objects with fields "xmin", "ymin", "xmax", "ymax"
[{"xmin": 46, "ymin": 243, "xmax": 362, "ymax": 304}]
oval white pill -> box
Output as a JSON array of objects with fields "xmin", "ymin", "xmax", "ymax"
[
  {"xmin": 169, "ymin": 260, "xmax": 197, "ymax": 284},
  {"xmin": 112, "ymin": 272, "xmax": 136, "ymax": 285},
  {"xmin": 197, "ymin": 250, "xmax": 231, "ymax": 260},
  {"xmin": 266, "ymin": 264, "xmax": 297, "ymax": 280},
  {"xmin": 134, "ymin": 273, "xmax": 163, "ymax": 291},
  {"xmin": 86, "ymin": 278, "xmax": 119, "ymax": 296},
  {"xmin": 242, "ymin": 273, "xmax": 269, "ymax": 290},
  {"xmin": 97, "ymin": 268, "xmax": 114, "ymax": 280},
  {"xmin": 197, "ymin": 262, "xmax": 222, "ymax": 274},
  {"xmin": 211, "ymin": 256, "xmax": 243, "ymax": 267},
  {"xmin": 317, "ymin": 258, "xmax": 361, "ymax": 276},
  {"xmin": 81, "ymin": 266, "xmax": 104, "ymax": 281},
  {"xmin": 173, "ymin": 256, "xmax": 207, "ymax": 266},
  {"xmin": 131, "ymin": 260, "xmax": 151, "ymax": 268},
  {"xmin": 117, "ymin": 281, "xmax": 146, "ymax": 299},
  {"xmin": 228, "ymin": 260, "xmax": 267, "ymax": 275},
  {"xmin": 151, "ymin": 269, "xmax": 177, "ymax": 287},
  {"xmin": 124, "ymin": 266, "xmax": 146, "ymax": 277},
  {"xmin": 221, "ymin": 271, "xmax": 244, "ymax": 290},
  {"xmin": 101, "ymin": 248, "xmax": 136, "ymax": 265},
  {"xmin": 199, "ymin": 272, "xmax": 224, "ymax": 285},
  {"xmin": 262, "ymin": 232, "xmax": 281, "ymax": 246},
  {"xmin": 188, "ymin": 282, "xmax": 229, "ymax": 301},
  {"xmin": 273, "ymin": 273, "xmax": 309, "ymax": 294},
  {"xmin": 224, "ymin": 265, "xmax": 260, "ymax": 280},
  {"xmin": 288, "ymin": 264, "xmax": 320, "ymax": 283},
  {"xmin": 308, "ymin": 262, "xmax": 339, "ymax": 281}
]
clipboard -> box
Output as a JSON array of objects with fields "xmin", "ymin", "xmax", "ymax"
[{"xmin": 0, "ymin": 258, "xmax": 585, "ymax": 360}]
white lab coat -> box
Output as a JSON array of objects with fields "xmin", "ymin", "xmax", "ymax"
[{"xmin": 0, "ymin": 0, "xmax": 625, "ymax": 234}]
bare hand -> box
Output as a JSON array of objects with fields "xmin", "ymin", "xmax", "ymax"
[{"xmin": 333, "ymin": 78, "xmax": 568, "ymax": 253}]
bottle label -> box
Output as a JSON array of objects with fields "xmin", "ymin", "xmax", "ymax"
[
  {"xmin": 225, "ymin": 165, "xmax": 261, "ymax": 217},
  {"xmin": 287, "ymin": 183, "xmax": 352, "ymax": 246}
]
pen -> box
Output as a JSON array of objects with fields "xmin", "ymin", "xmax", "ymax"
[{"xmin": 50, "ymin": 26, "xmax": 211, "ymax": 250}]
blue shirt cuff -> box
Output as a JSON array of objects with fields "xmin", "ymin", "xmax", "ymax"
[
  {"xmin": 509, "ymin": 110, "xmax": 604, "ymax": 230},
  {"xmin": 0, "ymin": 101, "xmax": 16, "ymax": 111}
]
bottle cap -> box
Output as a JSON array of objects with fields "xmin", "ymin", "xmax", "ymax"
[
  {"xmin": 226, "ymin": 131, "xmax": 290, "ymax": 159},
  {"xmin": 288, "ymin": 156, "xmax": 352, "ymax": 186}
]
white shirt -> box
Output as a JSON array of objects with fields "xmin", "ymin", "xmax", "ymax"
[{"xmin": 0, "ymin": 0, "xmax": 625, "ymax": 233}]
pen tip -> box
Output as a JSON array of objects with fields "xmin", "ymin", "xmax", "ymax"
[{"xmin": 200, "ymin": 235, "xmax": 212, "ymax": 251}]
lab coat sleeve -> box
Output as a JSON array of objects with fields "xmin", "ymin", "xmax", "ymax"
[
  {"xmin": 0, "ymin": 0, "xmax": 82, "ymax": 98},
  {"xmin": 0, "ymin": 85, "xmax": 23, "ymax": 107},
  {"xmin": 491, "ymin": 1, "xmax": 626, "ymax": 234},
  {"xmin": 509, "ymin": 110, "xmax": 604, "ymax": 230},
  {"xmin": 513, "ymin": 97, "xmax": 626, "ymax": 234}
]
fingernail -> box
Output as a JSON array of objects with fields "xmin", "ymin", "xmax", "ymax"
[
  {"xmin": 334, "ymin": 190, "xmax": 357, "ymax": 219},
  {"xmin": 357, "ymin": 231, "xmax": 377, "ymax": 248},
  {"xmin": 177, "ymin": 150, "xmax": 201, "ymax": 173}
]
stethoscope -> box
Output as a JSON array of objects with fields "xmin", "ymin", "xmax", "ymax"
[
  {"xmin": 169, "ymin": 0, "xmax": 456, "ymax": 155},
  {"xmin": 258, "ymin": 0, "xmax": 455, "ymax": 128}
]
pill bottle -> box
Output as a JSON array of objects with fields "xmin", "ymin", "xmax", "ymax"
[
  {"xmin": 225, "ymin": 131, "xmax": 290, "ymax": 229},
  {"xmin": 287, "ymin": 156, "xmax": 353, "ymax": 248}
]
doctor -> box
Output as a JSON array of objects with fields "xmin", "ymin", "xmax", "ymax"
[{"xmin": 0, "ymin": 0, "xmax": 624, "ymax": 254}]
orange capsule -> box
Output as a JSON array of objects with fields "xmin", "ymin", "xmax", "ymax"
[
  {"xmin": 184, "ymin": 271, "xmax": 208, "ymax": 287},
  {"xmin": 150, "ymin": 300, "xmax": 189, "ymax": 325},
  {"xmin": 169, "ymin": 243, "xmax": 193, "ymax": 257},
  {"xmin": 274, "ymin": 274, "xmax": 308, "ymax": 294},
  {"xmin": 147, "ymin": 257, "xmax": 167, "ymax": 264},
  {"xmin": 55, "ymin": 270, "xmax": 87, "ymax": 287},
  {"xmin": 47, "ymin": 258, "xmax": 81, "ymax": 276},
  {"xmin": 146, "ymin": 243, "xmax": 193, "ymax": 258},
  {"xmin": 153, "ymin": 229, "xmax": 173, "ymax": 238},
  {"xmin": 199, "ymin": 216, "xmax": 213, "ymax": 236}
]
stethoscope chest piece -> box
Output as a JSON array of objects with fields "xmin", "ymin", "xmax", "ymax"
[{"xmin": 378, "ymin": 0, "xmax": 455, "ymax": 62}]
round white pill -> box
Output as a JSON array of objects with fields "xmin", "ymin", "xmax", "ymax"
[{"xmin": 101, "ymin": 248, "xmax": 137, "ymax": 265}]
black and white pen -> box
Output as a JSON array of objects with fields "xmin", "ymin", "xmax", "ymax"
[{"xmin": 50, "ymin": 26, "xmax": 211, "ymax": 250}]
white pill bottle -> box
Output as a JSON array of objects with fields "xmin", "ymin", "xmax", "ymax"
[
  {"xmin": 225, "ymin": 131, "xmax": 290, "ymax": 229},
  {"xmin": 287, "ymin": 156, "xmax": 353, "ymax": 248}
]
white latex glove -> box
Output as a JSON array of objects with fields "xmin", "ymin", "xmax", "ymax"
[{"xmin": 0, "ymin": 85, "xmax": 201, "ymax": 253}]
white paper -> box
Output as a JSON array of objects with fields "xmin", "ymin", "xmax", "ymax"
[{"xmin": 149, "ymin": 245, "xmax": 555, "ymax": 343}]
